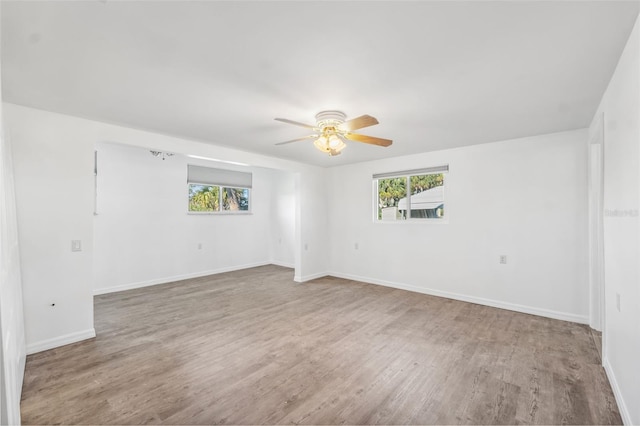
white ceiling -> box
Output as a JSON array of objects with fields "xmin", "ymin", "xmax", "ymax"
[{"xmin": 2, "ymin": 1, "xmax": 639, "ymax": 167}]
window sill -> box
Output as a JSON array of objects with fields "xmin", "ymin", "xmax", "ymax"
[
  {"xmin": 374, "ymin": 219, "xmax": 449, "ymax": 225},
  {"xmin": 187, "ymin": 211, "xmax": 253, "ymax": 216}
]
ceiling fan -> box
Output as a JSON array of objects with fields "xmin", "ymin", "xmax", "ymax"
[{"xmin": 275, "ymin": 110, "xmax": 392, "ymax": 156}]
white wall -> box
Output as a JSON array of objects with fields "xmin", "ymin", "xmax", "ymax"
[
  {"xmin": 295, "ymin": 168, "xmax": 329, "ymax": 282},
  {"xmin": 8, "ymin": 106, "xmax": 96, "ymax": 355},
  {"xmin": 0, "ymin": 112, "xmax": 24, "ymax": 426},
  {"xmin": 94, "ymin": 142, "xmax": 294, "ymax": 293},
  {"xmin": 268, "ymin": 169, "xmax": 296, "ymax": 268},
  {"xmin": 5, "ymin": 103, "xmax": 326, "ymax": 353},
  {"xmin": 327, "ymin": 129, "xmax": 589, "ymax": 323},
  {"xmin": 591, "ymin": 14, "xmax": 640, "ymax": 426},
  {"xmin": 0, "ymin": 16, "xmax": 26, "ymax": 422}
]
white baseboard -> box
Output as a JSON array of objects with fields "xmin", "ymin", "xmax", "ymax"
[
  {"xmin": 329, "ymin": 271, "xmax": 589, "ymax": 324},
  {"xmin": 18, "ymin": 347, "xmax": 25, "ymax": 396},
  {"xmin": 96, "ymin": 266, "xmax": 589, "ymax": 324},
  {"xmin": 93, "ymin": 261, "xmax": 272, "ymax": 295},
  {"xmin": 27, "ymin": 328, "xmax": 96, "ymax": 355},
  {"xmin": 294, "ymin": 271, "xmax": 329, "ymax": 283},
  {"xmin": 603, "ymin": 357, "xmax": 632, "ymax": 425},
  {"xmin": 271, "ymin": 260, "xmax": 295, "ymax": 269}
]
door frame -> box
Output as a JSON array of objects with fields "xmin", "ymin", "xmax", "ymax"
[{"xmin": 588, "ymin": 113, "xmax": 605, "ymax": 339}]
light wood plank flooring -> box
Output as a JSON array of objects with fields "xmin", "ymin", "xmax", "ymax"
[{"xmin": 21, "ymin": 265, "xmax": 621, "ymax": 424}]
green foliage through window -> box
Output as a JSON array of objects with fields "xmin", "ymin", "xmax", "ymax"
[
  {"xmin": 189, "ymin": 184, "xmax": 249, "ymax": 213},
  {"xmin": 377, "ymin": 178, "xmax": 406, "ymax": 219},
  {"xmin": 410, "ymin": 174, "xmax": 444, "ymax": 194},
  {"xmin": 222, "ymin": 187, "xmax": 249, "ymax": 211},
  {"xmin": 189, "ymin": 184, "xmax": 219, "ymax": 212},
  {"xmin": 377, "ymin": 172, "xmax": 445, "ymax": 220}
]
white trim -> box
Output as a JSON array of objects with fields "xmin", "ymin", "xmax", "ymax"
[
  {"xmin": 603, "ymin": 357, "xmax": 632, "ymax": 425},
  {"xmin": 373, "ymin": 218, "xmax": 450, "ymax": 225},
  {"xmin": 373, "ymin": 165, "xmax": 449, "ymax": 179},
  {"xmin": 328, "ymin": 271, "xmax": 589, "ymax": 324},
  {"xmin": 588, "ymin": 112, "xmax": 605, "ymax": 332},
  {"xmin": 94, "ymin": 261, "xmax": 272, "ymax": 295},
  {"xmin": 17, "ymin": 351, "xmax": 25, "ymax": 400},
  {"xmin": 27, "ymin": 328, "xmax": 96, "ymax": 355},
  {"xmin": 271, "ymin": 260, "xmax": 295, "ymax": 269},
  {"xmin": 294, "ymin": 271, "xmax": 328, "ymax": 283},
  {"xmin": 187, "ymin": 211, "xmax": 252, "ymax": 216}
]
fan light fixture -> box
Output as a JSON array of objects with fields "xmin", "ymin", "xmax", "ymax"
[
  {"xmin": 275, "ymin": 110, "xmax": 392, "ymax": 156},
  {"xmin": 313, "ymin": 130, "xmax": 347, "ymax": 156},
  {"xmin": 312, "ymin": 111, "xmax": 348, "ymax": 156}
]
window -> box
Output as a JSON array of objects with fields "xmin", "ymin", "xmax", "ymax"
[
  {"xmin": 374, "ymin": 165, "xmax": 448, "ymax": 221},
  {"xmin": 188, "ymin": 184, "xmax": 220, "ymax": 212},
  {"xmin": 187, "ymin": 165, "xmax": 251, "ymax": 213}
]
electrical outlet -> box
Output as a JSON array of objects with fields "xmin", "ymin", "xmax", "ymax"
[
  {"xmin": 354, "ymin": 243, "xmax": 359, "ymax": 250},
  {"xmin": 499, "ymin": 255, "xmax": 507, "ymax": 264},
  {"xmin": 71, "ymin": 240, "xmax": 82, "ymax": 252},
  {"xmin": 197, "ymin": 243, "xmax": 202, "ymax": 250}
]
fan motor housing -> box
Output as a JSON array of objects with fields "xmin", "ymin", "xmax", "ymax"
[{"xmin": 315, "ymin": 110, "xmax": 346, "ymax": 129}]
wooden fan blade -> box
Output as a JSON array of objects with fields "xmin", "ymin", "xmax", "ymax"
[
  {"xmin": 345, "ymin": 133, "xmax": 392, "ymax": 147},
  {"xmin": 339, "ymin": 115, "xmax": 379, "ymax": 132},
  {"xmin": 275, "ymin": 118, "xmax": 317, "ymax": 130},
  {"xmin": 275, "ymin": 135, "xmax": 317, "ymax": 146}
]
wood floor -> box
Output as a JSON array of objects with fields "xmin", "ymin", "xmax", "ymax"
[{"xmin": 21, "ymin": 265, "xmax": 621, "ymax": 425}]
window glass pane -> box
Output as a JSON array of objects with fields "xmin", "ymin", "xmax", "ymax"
[
  {"xmin": 189, "ymin": 184, "xmax": 219, "ymax": 212},
  {"xmin": 222, "ymin": 187, "xmax": 249, "ymax": 211},
  {"xmin": 408, "ymin": 173, "xmax": 445, "ymax": 218},
  {"xmin": 377, "ymin": 177, "xmax": 407, "ymax": 220}
]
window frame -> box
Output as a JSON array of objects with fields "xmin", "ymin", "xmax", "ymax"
[
  {"xmin": 187, "ymin": 182, "xmax": 252, "ymax": 215},
  {"xmin": 372, "ymin": 166, "xmax": 448, "ymax": 224},
  {"xmin": 187, "ymin": 164, "xmax": 252, "ymax": 215}
]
